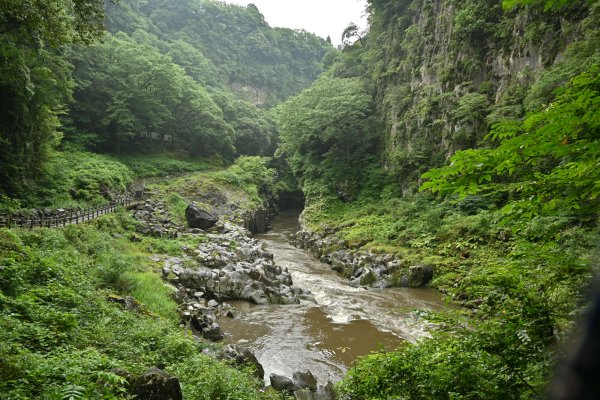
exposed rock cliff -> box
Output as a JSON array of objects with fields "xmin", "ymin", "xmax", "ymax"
[{"xmin": 365, "ymin": 0, "xmax": 596, "ymax": 189}]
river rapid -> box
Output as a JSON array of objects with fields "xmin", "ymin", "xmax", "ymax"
[{"xmin": 218, "ymin": 210, "xmax": 449, "ymax": 384}]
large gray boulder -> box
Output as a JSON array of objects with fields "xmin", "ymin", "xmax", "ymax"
[
  {"xmin": 129, "ymin": 368, "xmax": 182, "ymax": 400},
  {"xmin": 185, "ymin": 202, "xmax": 218, "ymax": 229},
  {"xmin": 270, "ymin": 373, "xmax": 299, "ymax": 393}
]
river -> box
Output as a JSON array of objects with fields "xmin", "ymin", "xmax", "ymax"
[{"xmin": 218, "ymin": 210, "xmax": 449, "ymax": 384}]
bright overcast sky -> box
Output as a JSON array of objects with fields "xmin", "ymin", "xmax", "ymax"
[{"xmin": 224, "ymin": 0, "xmax": 369, "ymax": 45}]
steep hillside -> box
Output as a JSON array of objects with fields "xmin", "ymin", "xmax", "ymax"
[
  {"xmin": 105, "ymin": 0, "xmax": 332, "ymax": 107},
  {"xmin": 366, "ymin": 0, "xmax": 598, "ymax": 190}
]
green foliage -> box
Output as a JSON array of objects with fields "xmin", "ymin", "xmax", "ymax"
[
  {"xmin": 41, "ymin": 151, "xmax": 132, "ymax": 209},
  {"xmin": 301, "ymin": 187, "xmax": 596, "ymax": 398},
  {"xmin": 215, "ymin": 156, "xmax": 278, "ymax": 206},
  {"xmin": 453, "ymin": 0, "xmax": 502, "ymax": 45},
  {"xmin": 109, "ymin": 0, "xmax": 332, "ymax": 107},
  {"xmin": 170, "ymin": 354, "xmax": 283, "ymax": 400},
  {"xmin": 0, "ymin": 0, "xmax": 107, "ymax": 199},
  {"xmin": 0, "ymin": 212, "xmax": 278, "ymax": 399},
  {"xmin": 276, "ymin": 75, "xmax": 382, "ymax": 198},
  {"xmin": 421, "ymin": 64, "xmax": 600, "ymax": 223},
  {"xmin": 165, "ymin": 192, "xmax": 189, "ymax": 226},
  {"xmin": 503, "ymin": 0, "xmax": 582, "ymax": 12},
  {"xmin": 67, "ymin": 33, "xmax": 236, "ymax": 159},
  {"xmin": 115, "ymin": 153, "xmax": 214, "ymax": 178}
]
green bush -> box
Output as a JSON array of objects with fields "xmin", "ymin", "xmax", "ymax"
[{"xmin": 0, "ymin": 214, "xmax": 277, "ymax": 399}]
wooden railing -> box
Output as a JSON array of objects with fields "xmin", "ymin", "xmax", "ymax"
[{"xmin": 0, "ymin": 197, "xmax": 137, "ymax": 229}]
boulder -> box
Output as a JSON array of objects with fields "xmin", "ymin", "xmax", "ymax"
[
  {"xmin": 185, "ymin": 202, "xmax": 218, "ymax": 230},
  {"xmin": 187, "ymin": 309, "xmax": 224, "ymax": 341},
  {"xmin": 129, "ymin": 368, "xmax": 182, "ymax": 400},
  {"xmin": 220, "ymin": 344, "xmax": 265, "ymax": 380},
  {"xmin": 408, "ymin": 265, "xmax": 434, "ymax": 287},
  {"xmin": 270, "ymin": 373, "xmax": 299, "ymax": 393},
  {"xmin": 359, "ymin": 268, "xmax": 377, "ymax": 286},
  {"xmin": 293, "ymin": 370, "xmax": 318, "ymax": 391}
]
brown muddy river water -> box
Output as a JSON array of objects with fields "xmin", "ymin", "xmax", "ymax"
[{"xmin": 218, "ymin": 210, "xmax": 449, "ymax": 384}]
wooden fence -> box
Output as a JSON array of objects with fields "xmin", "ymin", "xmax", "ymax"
[{"xmin": 0, "ymin": 197, "xmax": 137, "ymax": 229}]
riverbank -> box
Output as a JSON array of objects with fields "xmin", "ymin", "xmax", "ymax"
[
  {"xmin": 0, "ymin": 159, "xmax": 288, "ymax": 399},
  {"xmin": 297, "ymin": 192, "xmax": 598, "ymax": 398}
]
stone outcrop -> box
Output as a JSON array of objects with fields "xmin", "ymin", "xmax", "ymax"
[
  {"xmin": 292, "ymin": 229, "xmax": 433, "ymax": 288},
  {"xmin": 243, "ymin": 208, "xmax": 272, "ymax": 234},
  {"xmin": 408, "ymin": 265, "xmax": 434, "ymax": 288},
  {"xmin": 178, "ymin": 304, "xmax": 224, "ymax": 341},
  {"xmin": 269, "ymin": 370, "xmax": 337, "ymax": 400},
  {"xmin": 164, "ymin": 222, "xmax": 311, "ymax": 306},
  {"xmin": 185, "ymin": 202, "xmax": 218, "ymax": 230},
  {"xmin": 128, "ymin": 368, "xmax": 182, "ymax": 400},
  {"xmin": 270, "ymin": 374, "xmax": 299, "ymax": 393},
  {"xmin": 132, "ymin": 199, "xmax": 182, "ymax": 238}
]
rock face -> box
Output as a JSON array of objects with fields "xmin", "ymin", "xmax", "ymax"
[
  {"xmin": 408, "ymin": 265, "xmax": 433, "ymax": 288},
  {"xmin": 129, "ymin": 368, "xmax": 182, "ymax": 400},
  {"xmin": 270, "ymin": 374, "xmax": 298, "ymax": 393},
  {"xmin": 293, "ymin": 370, "xmax": 318, "ymax": 391},
  {"xmin": 185, "ymin": 202, "xmax": 218, "ymax": 229},
  {"xmin": 244, "ymin": 208, "xmax": 271, "ymax": 234}
]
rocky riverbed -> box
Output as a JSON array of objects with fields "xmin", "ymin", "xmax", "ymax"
[{"xmin": 292, "ymin": 229, "xmax": 433, "ymax": 289}]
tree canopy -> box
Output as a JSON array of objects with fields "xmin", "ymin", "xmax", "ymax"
[{"xmin": 0, "ymin": 0, "xmax": 109, "ymax": 198}]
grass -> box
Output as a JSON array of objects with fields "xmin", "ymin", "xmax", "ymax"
[
  {"xmin": 165, "ymin": 192, "xmax": 189, "ymax": 226},
  {"xmin": 0, "ymin": 209, "xmax": 285, "ymax": 399},
  {"xmin": 114, "ymin": 153, "xmax": 216, "ymax": 178}
]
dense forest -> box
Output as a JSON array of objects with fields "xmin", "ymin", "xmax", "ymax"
[
  {"xmin": 0, "ymin": 0, "xmax": 330, "ymax": 206},
  {"xmin": 1, "ymin": 0, "xmax": 599, "ymax": 399}
]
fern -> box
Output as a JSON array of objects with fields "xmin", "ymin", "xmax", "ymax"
[{"xmin": 60, "ymin": 384, "xmax": 86, "ymax": 400}]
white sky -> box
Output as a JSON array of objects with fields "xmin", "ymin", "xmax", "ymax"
[{"xmin": 224, "ymin": 0, "xmax": 369, "ymax": 45}]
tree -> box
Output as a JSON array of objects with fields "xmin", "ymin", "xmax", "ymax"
[
  {"xmin": 276, "ymin": 75, "xmax": 381, "ymax": 197},
  {"xmin": 0, "ymin": 0, "xmax": 110, "ymax": 198},
  {"xmin": 67, "ymin": 33, "xmax": 235, "ymax": 159},
  {"xmin": 341, "ymin": 22, "xmax": 365, "ymax": 46}
]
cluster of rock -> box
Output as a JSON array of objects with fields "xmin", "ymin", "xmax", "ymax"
[
  {"xmin": 164, "ymin": 223, "xmax": 314, "ymax": 307},
  {"xmin": 176, "ymin": 294, "xmax": 236, "ymax": 341},
  {"xmin": 292, "ymin": 230, "xmax": 433, "ymax": 288},
  {"xmin": 158, "ymin": 219, "xmax": 314, "ymax": 341},
  {"xmin": 270, "ymin": 370, "xmax": 337, "ymax": 400},
  {"xmin": 132, "ymin": 199, "xmax": 183, "ymax": 238}
]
